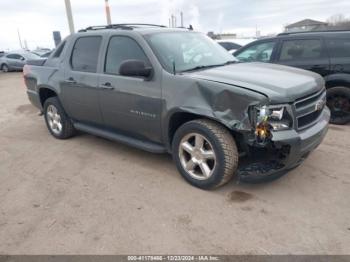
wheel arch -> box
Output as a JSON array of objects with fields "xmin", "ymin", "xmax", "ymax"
[
  {"xmin": 165, "ymin": 109, "xmax": 245, "ymax": 151},
  {"xmin": 325, "ymin": 74, "xmax": 350, "ymax": 89},
  {"xmin": 1, "ymin": 63, "xmax": 8, "ymax": 69},
  {"xmin": 38, "ymin": 86, "xmax": 58, "ymax": 106}
]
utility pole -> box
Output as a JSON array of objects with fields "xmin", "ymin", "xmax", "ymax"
[
  {"xmin": 17, "ymin": 29, "xmax": 23, "ymax": 49},
  {"xmin": 24, "ymin": 40, "xmax": 28, "ymax": 50},
  {"xmin": 170, "ymin": 14, "xmax": 173, "ymax": 27},
  {"xmin": 105, "ymin": 0, "xmax": 112, "ymax": 25},
  {"xmin": 180, "ymin": 12, "xmax": 184, "ymax": 27},
  {"xmin": 64, "ymin": 0, "xmax": 75, "ymax": 34}
]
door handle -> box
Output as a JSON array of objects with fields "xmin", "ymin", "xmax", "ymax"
[
  {"xmin": 64, "ymin": 77, "xmax": 77, "ymax": 84},
  {"xmin": 100, "ymin": 82, "xmax": 114, "ymax": 90}
]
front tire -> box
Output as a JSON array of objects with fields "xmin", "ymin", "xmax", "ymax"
[
  {"xmin": 327, "ymin": 86, "xmax": 350, "ymax": 125},
  {"xmin": 172, "ymin": 119, "xmax": 238, "ymax": 190},
  {"xmin": 44, "ymin": 97, "xmax": 76, "ymax": 139}
]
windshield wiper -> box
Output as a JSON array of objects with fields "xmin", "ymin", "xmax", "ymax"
[
  {"xmin": 223, "ymin": 60, "xmax": 237, "ymax": 65},
  {"xmin": 180, "ymin": 64, "xmax": 220, "ymax": 72},
  {"xmin": 180, "ymin": 60, "xmax": 237, "ymax": 73}
]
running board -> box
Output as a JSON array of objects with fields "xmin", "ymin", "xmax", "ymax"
[{"xmin": 73, "ymin": 122, "xmax": 167, "ymax": 154}]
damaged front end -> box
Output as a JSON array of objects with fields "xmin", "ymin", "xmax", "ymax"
[
  {"xmin": 237, "ymin": 103, "xmax": 329, "ymax": 183},
  {"xmin": 164, "ymin": 72, "xmax": 329, "ymax": 183},
  {"xmin": 236, "ymin": 104, "xmax": 294, "ymax": 183}
]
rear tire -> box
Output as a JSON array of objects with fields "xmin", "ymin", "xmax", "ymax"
[
  {"xmin": 327, "ymin": 86, "xmax": 350, "ymax": 125},
  {"xmin": 1, "ymin": 64, "xmax": 9, "ymax": 72},
  {"xmin": 172, "ymin": 119, "xmax": 238, "ymax": 190},
  {"xmin": 43, "ymin": 97, "xmax": 76, "ymax": 139}
]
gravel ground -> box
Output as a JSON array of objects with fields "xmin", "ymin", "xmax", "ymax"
[{"xmin": 0, "ymin": 72, "xmax": 349, "ymax": 255}]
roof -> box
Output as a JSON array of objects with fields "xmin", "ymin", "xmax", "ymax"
[
  {"xmin": 285, "ymin": 19, "xmax": 327, "ymax": 29},
  {"xmin": 236, "ymin": 30, "xmax": 350, "ymax": 48},
  {"xmin": 278, "ymin": 30, "xmax": 350, "ymax": 37}
]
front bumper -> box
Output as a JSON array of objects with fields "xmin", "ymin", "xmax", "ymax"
[{"xmin": 238, "ymin": 107, "xmax": 330, "ymax": 183}]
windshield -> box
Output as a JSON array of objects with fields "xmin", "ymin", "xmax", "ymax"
[{"xmin": 145, "ymin": 32, "xmax": 237, "ymax": 73}]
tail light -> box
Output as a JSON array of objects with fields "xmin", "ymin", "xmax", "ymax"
[
  {"xmin": 22, "ymin": 65, "xmax": 29, "ymax": 88},
  {"xmin": 23, "ymin": 64, "xmax": 29, "ymax": 76}
]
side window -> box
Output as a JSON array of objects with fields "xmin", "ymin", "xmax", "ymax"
[
  {"xmin": 279, "ymin": 39, "xmax": 322, "ymax": 61},
  {"xmin": 326, "ymin": 38, "xmax": 350, "ymax": 58},
  {"xmin": 71, "ymin": 36, "xmax": 102, "ymax": 73},
  {"xmin": 235, "ymin": 42, "xmax": 275, "ymax": 62},
  {"xmin": 105, "ymin": 36, "xmax": 150, "ymax": 75},
  {"xmin": 7, "ymin": 54, "xmax": 21, "ymax": 59},
  {"xmin": 53, "ymin": 41, "xmax": 66, "ymax": 58}
]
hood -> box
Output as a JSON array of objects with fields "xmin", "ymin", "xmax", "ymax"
[{"xmin": 186, "ymin": 62, "xmax": 324, "ymax": 104}]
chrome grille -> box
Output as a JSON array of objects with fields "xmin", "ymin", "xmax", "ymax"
[{"xmin": 294, "ymin": 89, "xmax": 326, "ymax": 130}]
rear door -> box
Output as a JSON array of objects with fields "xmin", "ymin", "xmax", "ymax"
[
  {"xmin": 98, "ymin": 35, "xmax": 162, "ymax": 143},
  {"xmin": 325, "ymin": 36, "xmax": 350, "ymax": 75},
  {"xmin": 17, "ymin": 54, "xmax": 26, "ymax": 69},
  {"xmin": 275, "ymin": 37, "xmax": 330, "ymax": 76},
  {"xmin": 60, "ymin": 35, "xmax": 104, "ymax": 125}
]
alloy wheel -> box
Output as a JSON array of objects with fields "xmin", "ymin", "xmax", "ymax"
[
  {"xmin": 327, "ymin": 94, "xmax": 350, "ymax": 120},
  {"xmin": 178, "ymin": 133, "xmax": 216, "ymax": 180},
  {"xmin": 2, "ymin": 65, "xmax": 8, "ymax": 72},
  {"xmin": 46, "ymin": 104, "xmax": 62, "ymax": 135}
]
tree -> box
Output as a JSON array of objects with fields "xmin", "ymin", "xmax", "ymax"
[{"xmin": 327, "ymin": 14, "xmax": 349, "ymax": 25}]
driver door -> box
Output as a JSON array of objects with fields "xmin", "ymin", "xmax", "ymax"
[{"xmin": 98, "ymin": 35, "xmax": 162, "ymax": 143}]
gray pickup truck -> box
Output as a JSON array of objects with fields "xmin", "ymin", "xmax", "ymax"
[{"xmin": 24, "ymin": 24, "xmax": 330, "ymax": 189}]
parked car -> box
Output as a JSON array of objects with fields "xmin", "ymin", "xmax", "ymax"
[
  {"xmin": 0, "ymin": 51, "xmax": 41, "ymax": 72},
  {"xmin": 40, "ymin": 51, "xmax": 53, "ymax": 58},
  {"xmin": 24, "ymin": 24, "xmax": 329, "ymax": 189},
  {"xmin": 217, "ymin": 38, "xmax": 256, "ymax": 54},
  {"xmin": 32, "ymin": 48, "xmax": 52, "ymax": 57},
  {"xmin": 217, "ymin": 40, "xmax": 241, "ymax": 54},
  {"xmin": 234, "ymin": 31, "xmax": 350, "ymax": 125},
  {"xmin": 0, "ymin": 51, "xmax": 6, "ymax": 58}
]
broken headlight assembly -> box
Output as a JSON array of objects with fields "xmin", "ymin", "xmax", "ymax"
[{"xmin": 250, "ymin": 105, "xmax": 293, "ymax": 143}]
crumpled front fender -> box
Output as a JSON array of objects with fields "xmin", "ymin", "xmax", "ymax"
[{"xmin": 162, "ymin": 72, "xmax": 269, "ymax": 146}]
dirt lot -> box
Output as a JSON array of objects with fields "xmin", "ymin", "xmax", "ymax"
[{"xmin": 0, "ymin": 72, "xmax": 349, "ymax": 255}]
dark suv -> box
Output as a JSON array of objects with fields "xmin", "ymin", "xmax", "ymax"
[
  {"xmin": 234, "ymin": 31, "xmax": 350, "ymax": 125},
  {"xmin": 24, "ymin": 24, "xmax": 329, "ymax": 189}
]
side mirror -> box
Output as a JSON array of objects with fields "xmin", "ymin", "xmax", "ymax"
[
  {"xmin": 20, "ymin": 57, "xmax": 25, "ymax": 61},
  {"xmin": 119, "ymin": 60, "xmax": 152, "ymax": 79}
]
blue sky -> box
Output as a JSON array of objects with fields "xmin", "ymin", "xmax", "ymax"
[{"xmin": 0, "ymin": 0, "xmax": 349, "ymax": 50}]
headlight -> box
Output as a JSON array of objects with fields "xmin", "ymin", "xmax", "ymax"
[{"xmin": 251, "ymin": 105, "xmax": 293, "ymax": 143}]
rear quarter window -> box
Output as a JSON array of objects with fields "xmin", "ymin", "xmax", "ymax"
[{"xmin": 326, "ymin": 38, "xmax": 350, "ymax": 58}]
